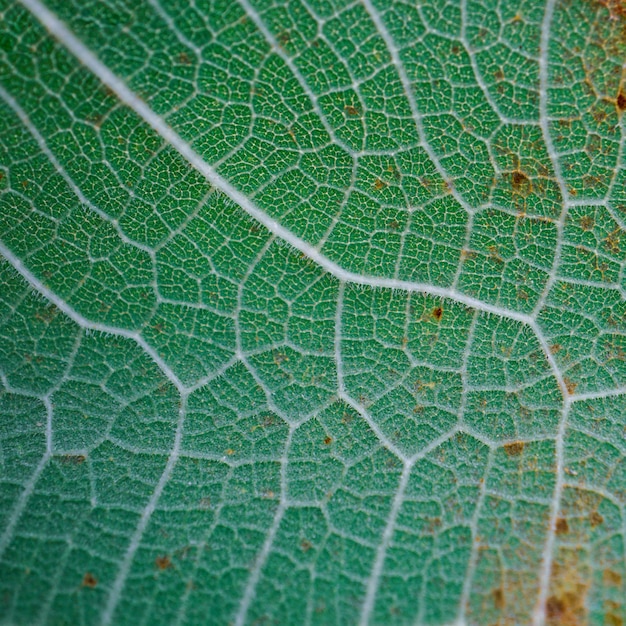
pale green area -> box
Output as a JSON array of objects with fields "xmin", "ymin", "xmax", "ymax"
[{"xmin": 0, "ymin": 0, "xmax": 625, "ymax": 624}]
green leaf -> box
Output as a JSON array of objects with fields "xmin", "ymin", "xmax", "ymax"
[{"xmin": 1, "ymin": 0, "xmax": 625, "ymax": 624}]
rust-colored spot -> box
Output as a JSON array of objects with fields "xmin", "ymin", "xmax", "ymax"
[
  {"xmin": 493, "ymin": 587, "xmax": 505, "ymax": 610},
  {"xmin": 589, "ymin": 511, "xmax": 604, "ymax": 527},
  {"xmin": 344, "ymin": 105, "xmax": 361, "ymax": 116},
  {"xmin": 579, "ymin": 215, "xmax": 595, "ymax": 231},
  {"xmin": 225, "ymin": 448, "xmax": 235, "ymax": 456},
  {"xmin": 617, "ymin": 92, "xmax": 626, "ymax": 112},
  {"xmin": 34, "ymin": 305, "xmax": 59, "ymax": 323},
  {"xmin": 603, "ymin": 569, "xmax": 622, "ymax": 586},
  {"xmin": 300, "ymin": 539, "xmax": 312, "ymax": 552},
  {"xmin": 374, "ymin": 178, "xmax": 387, "ymax": 190},
  {"xmin": 60, "ymin": 454, "xmax": 86, "ymax": 465},
  {"xmin": 82, "ymin": 572, "xmax": 97, "ymax": 588},
  {"xmin": 510, "ymin": 170, "xmax": 532, "ymax": 195},
  {"xmin": 550, "ymin": 343, "xmax": 562, "ymax": 354},
  {"xmin": 432, "ymin": 306, "xmax": 443, "ymax": 321},
  {"xmin": 277, "ymin": 31, "xmax": 290, "ymax": 46},
  {"xmin": 605, "ymin": 601, "xmax": 624, "ymax": 626},
  {"xmin": 178, "ymin": 52, "xmax": 191, "ymax": 65},
  {"xmin": 605, "ymin": 228, "xmax": 621, "ymax": 254},
  {"xmin": 388, "ymin": 219, "xmax": 400, "ymax": 231},
  {"xmin": 563, "ymin": 377, "xmax": 578, "ymax": 395},
  {"xmin": 323, "ymin": 436, "xmax": 332, "ymax": 445},
  {"xmin": 556, "ymin": 517, "xmax": 570, "ymax": 535},
  {"xmin": 155, "ymin": 556, "xmax": 172, "ymax": 570},
  {"xmin": 504, "ymin": 441, "xmax": 525, "ymax": 457},
  {"xmin": 546, "ymin": 555, "xmax": 590, "ymax": 626}
]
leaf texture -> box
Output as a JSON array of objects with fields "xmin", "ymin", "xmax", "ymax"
[{"xmin": 0, "ymin": 0, "xmax": 625, "ymax": 624}]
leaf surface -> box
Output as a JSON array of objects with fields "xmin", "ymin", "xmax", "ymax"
[{"xmin": 0, "ymin": 0, "xmax": 625, "ymax": 624}]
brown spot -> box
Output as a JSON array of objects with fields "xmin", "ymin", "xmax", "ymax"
[
  {"xmin": 323, "ymin": 436, "xmax": 332, "ymax": 445},
  {"xmin": 155, "ymin": 556, "xmax": 172, "ymax": 570},
  {"xmin": 225, "ymin": 448, "xmax": 235, "ymax": 456},
  {"xmin": 510, "ymin": 170, "xmax": 532, "ymax": 195},
  {"xmin": 178, "ymin": 52, "xmax": 191, "ymax": 65},
  {"xmin": 388, "ymin": 219, "xmax": 400, "ymax": 231},
  {"xmin": 546, "ymin": 555, "xmax": 590, "ymax": 626},
  {"xmin": 277, "ymin": 31, "xmax": 290, "ymax": 46},
  {"xmin": 344, "ymin": 105, "xmax": 361, "ymax": 116},
  {"xmin": 493, "ymin": 587, "xmax": 505, "ymax": 610},
  {"xmin": 617, "ymin": 92, "xmax": 626, "ymax": 112},
  {"xmin": 605, "ymin": 601, "xmax": 624, "ymax": 626},
  {"xmin": 82, "ymin": 572, "xmax": 97, "ymax": 588},
  {"xmin": 300, "ymin": 539, "xmax": 312, "ymax": 552},
  {"xmin": 34, "ymin": 305, "xmax": 59, "ymax": 323},
  {"xmin": 59, "ymin": 454, "xmax": 86, "ymax": 465},
  {"xmin": 605, "ymin": 228, "xmax": 621, "ymax": 254},
  {"xmin": 556, "ymin": 517, "xmax": 570, "ymax": 535},
  {"xmin": 563, "ymin": 378, "xmax": 578, "ymax": 395},
  {"xmin": 589, "ymin": 511, "xmax": 604, "ymax": 527},
  {"xmin": 504, "ymin": 441, "xmax": 525, "ymax": 457},
  {"xmin": 432, "ymin": 306, "xmax": 443, "ymax": 321},
  {"xmin": 579, "ymin": 215, "xmax": 595, "ymax": 231},
  {"xmin": 550, "ymin": 343, "xmax": 562, "ymax": 354},
  {"xmin": 199, "ymin": 497, "xmax": 211, "ymax": 509},
  {"xmin": 603, "ymin": 570, "xmax": 622, "ymax": 586},
  {"xmin": 374, "ymin": 178, "xmax": 387, "ymax": 190}
]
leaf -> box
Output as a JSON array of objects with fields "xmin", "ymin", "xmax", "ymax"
[{"xmin": 0, "ymin": 0, "xmax": 625, "ymax": 624}]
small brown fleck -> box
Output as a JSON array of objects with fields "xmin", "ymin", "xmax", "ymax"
[
  {"xmin": 300, "ymin": 539, "xmax": 312, "ymax": 552},
  {"xmin": 60, "ymin": 454, "xmax": 86, "ymax": 465},
  {"xmin": 563, "ymin": 377, "xmax": 578, "ymax": 395},
  {"xmin": 82, "ymin": 572, "xmax": 97, "ymax": 588},
  {"xmin": 556, "ymin": 517, "xmax": 569, "ymax": 535},
  {"xmin": 155, "ymin": 556, "xmax": 172, "ymax": 570},
  {"xmin": 432, "ymin": 306, "xmax": 443, "ymax": 321},
  {"xmin": 493, "ymin": 587, "xmax": 505, "ymax": 610},
  {"xmin": 178, "ymin": 52, "xmax": 191, "ymax": 65},
  {"xmin": 277, "ymin": 31, "xmax": 290, "ymax": 46},
  {"xmin": 374, "ymin": 178, "xmax": 387, "ymax": 190},
  {"xmin": 323, "ymin": 436, "xmax": 332, "ymax": 445},
  {"xmin": 580, "ymin": 215, "xmax": 595, "ymax": 231},
  {"xmin": 504, "ymin": 441, "xmax": 525, "ymax": 457},
  {"xmin": 388, "ymin": 219, "xmax": 400, "ymax": 231},
  {"xmin": 344, "ymin": 105, "xmax": 361, "ymax": 116},
  {"xmin": 589, "ymin": 511, "xmax": 604, "ymax": 527},
  {"xmin": 550, "ymin": 343, "xmax": 562, "ymax": 354},
  {"xmin": 617, "ymin": 92, "xmax": 626, "ymax": 112}
]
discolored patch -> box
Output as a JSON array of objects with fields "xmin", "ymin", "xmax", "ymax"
[
  {"xmin": 82, "ymin": 572, "xmax": 97, "ymax": 588},
  {"xmin": 155, "ymin": 555, "xmax": 172, "ymax": 570},
  {"xmin": 563, "ymin": 378, "xmax": 578, "ymax": 396},
  {"xmin": 510, "ymin": 170, "xmax": 532, "ymax": 196},
  {"xmin": 432, "ymin": 306, "xmax": 443, "ymax": 321},
  {"xmin": 504, "ymin": 441, "xmax": 525, "ymax": 457},
  {"xmin": 493, "ymin": 587, "xmax": 505, "ymax": 610},
  {"xmin": 589, "ymin": 510, "xmax": 604, "ymax": 527},
  {"xmin": 546, "ymin": 554, "xmax": 590, "ymax": 626},
  {"xmin": 617, "ymin": 91, "xmax": 626, "ymax": 112},
  {"xmin": 556, "ymin": 517, "xmax": 570, "ymax": 535}
]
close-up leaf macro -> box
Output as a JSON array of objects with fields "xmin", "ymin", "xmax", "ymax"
[{"xmin": 1, "ymin": 0, "xmax": 625, "ymax": 624}]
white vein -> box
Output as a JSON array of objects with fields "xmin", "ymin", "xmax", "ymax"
[
  {"xmin": 5, "ymin": 1, "xmax": 625, "ymax": 624},
  {"xmin": 532, "ymin": 0, "xmax": 572, "ymax": 620},
  {"xmin": 101, "ymin": 395, "xmax": 187, "ymax": 626}
]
